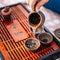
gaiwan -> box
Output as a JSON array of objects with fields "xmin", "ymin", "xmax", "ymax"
[{"xmin": 25, "ymin": 38, "xmax": 40, "ymax": 51}]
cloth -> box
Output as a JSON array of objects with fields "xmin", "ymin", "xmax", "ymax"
[{"xmin": 44, "ymin": 0, "xmax": 60, "ymax": 14}]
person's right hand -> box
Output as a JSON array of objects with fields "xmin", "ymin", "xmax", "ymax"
[{"xmin": 26, "ymin": 0, "xmax": 48, "ymax": 11}]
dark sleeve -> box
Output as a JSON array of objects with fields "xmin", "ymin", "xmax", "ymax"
[{"xmin": 43, "ymin": 0, "xmax": 60, "ymax": 14}]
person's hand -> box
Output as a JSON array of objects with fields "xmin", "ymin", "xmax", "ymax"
[{"xmin": 26, "ymin": 0, "xmax": 48, "ymax": 11}]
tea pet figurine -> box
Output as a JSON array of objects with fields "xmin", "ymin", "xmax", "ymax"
[{"xmin": 1, "ymin": 7, "xmax": 12, "ymax": 21}]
